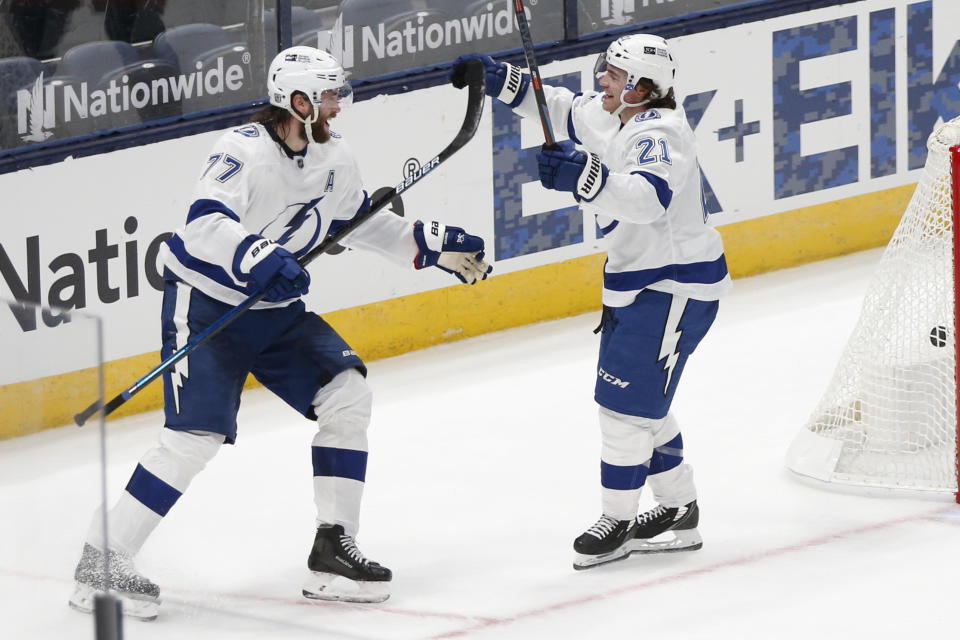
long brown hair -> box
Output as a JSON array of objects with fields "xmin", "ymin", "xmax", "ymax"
[
  {"xmin": 637, "ymin": 79, "xmax": 677, "ymax": 110},
  {"xmin": 250, "ymin": 104, "xmax": 291, "ymax": 135}
]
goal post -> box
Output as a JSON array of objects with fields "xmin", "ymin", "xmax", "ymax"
[
  {"xmin": 953, "ymin": 141, "xmax": 960, "ymax": 503},
  {"xmin": 786, "ymin": 116, "xmax": 960, "ymax": 501}
]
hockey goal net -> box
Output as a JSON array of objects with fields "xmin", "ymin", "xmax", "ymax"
[{"xmin": 786, "ymin": 116, "xmax": 960, "ymax": 500}]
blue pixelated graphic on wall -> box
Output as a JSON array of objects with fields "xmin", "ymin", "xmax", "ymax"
[
  {"xmin": 907, "ymin": 1, "xmax": 960, "ymax": 170},
  {"xmin": 771, "ymin": 1, "xmax": 960, "ymax": 198},
  {"xmin": 773, "ymin": 17, "xmax": 858, "ymax": 199},
  {"xmin": 870, "ymin": 8, "xmax": 896, "ymax": 179},
  {"xmin": 492, "ymin": 72, "xmax": 582, "ymax": 261}
]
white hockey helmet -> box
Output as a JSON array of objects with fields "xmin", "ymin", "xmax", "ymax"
[
  {"xmin": 267, "ymin": 46, "xmax": 353, "ymax": 125},
  {"xmin": 594, "ymin": 34, "xmax": 676, "ymax": 109}
]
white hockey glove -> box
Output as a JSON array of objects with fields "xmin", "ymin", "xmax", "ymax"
[{"xmin": 413, "ymin": 220, "xmax": 492, "ymax": 285}]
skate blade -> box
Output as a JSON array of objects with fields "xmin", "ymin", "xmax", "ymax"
[
  {"xmin": 572, "ymin": 544, "xmax": 633, "ymax": 570},
  {"xmin": 302, "ymin": 571, "xmax": 390, "ymax": 603},
  {"xmin": 69, "ymin": 583, "xmax": 160, "ymax": 621},
  {"xmin": 629, "ymin": 527, "xmax": 703, "ymax": 555},
  {"xmin": 572, "ymin": 529, "xmax": 703, "ymax": 570}
]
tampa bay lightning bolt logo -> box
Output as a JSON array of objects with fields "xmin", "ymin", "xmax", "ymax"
[
  {"xmin": 261, "ymin": 196, "xmax": 325, "ymax": 256},
  {"xmin": 658, "ymin": 296, "xmax": 687, "ymax": 395}
]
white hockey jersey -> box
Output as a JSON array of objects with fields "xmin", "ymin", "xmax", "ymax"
[
  {"xmin": 516, "ymin": 87, "xmax": 731, "ymax": 306},
  {"xmin": 157, "ymin": 122, "xmax": 417, "ymax": 308}
]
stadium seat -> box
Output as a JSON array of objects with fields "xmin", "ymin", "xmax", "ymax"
[
  {"xmin": 56, "ymin": 40, "xmax": 141, "ymax": 81},
  {"xmin": 152, "ymin": 23, "xmax": 244, "ymax": 73},
  {"xmin": 48, "ymin": 41, "xmax": 182, "ymax": 136},
  {"xmin": 151, "ymin": 23, "xmax": 249, "ymax": 112},
  {"xmin": 292, "ymin": 6, "xmax": 335, "ymax": 47},
  {"xmin": 263, "ymin": 7, "xmax": 337, "ymax": 49}
]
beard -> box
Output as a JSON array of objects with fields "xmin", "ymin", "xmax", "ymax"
[{"xmin": 308, "ymin": 112, "xmax": 334, "ymax": 144}]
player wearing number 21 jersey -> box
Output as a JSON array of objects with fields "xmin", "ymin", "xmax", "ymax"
[{"xmin": 451, "ymin": 33, "xmax": 730, "ymax": 569}]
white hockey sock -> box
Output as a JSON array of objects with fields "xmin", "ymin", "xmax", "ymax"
[
  {"xmin": 598, "ymin": 407, "xmax": 654, "ymax": 521},
  {"xmin": 311, "ymin": 369, "xmax": 372, "ymax": 537},
  {"xmin": 85, "ymin": 428, "xmax": 222, "ymax": 556},
  {"xmin": 647, "ymin": 464, "xmax": 697, "ymax": 508},
  {"xmin": 85, "ymin": 498, "xmax": 160, "ymax": 558},
  {"xmin": 647, "ymin": 413, "xmax": 697, "ymax": 507}
]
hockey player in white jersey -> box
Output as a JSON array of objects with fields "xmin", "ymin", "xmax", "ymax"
[
  {"xmin": 451, "ymin": 34, "xmax": 729, "ymax": 569},
  {"xmin": 68, "ymin": 46, "xmax": 491, "ymax": 618}
]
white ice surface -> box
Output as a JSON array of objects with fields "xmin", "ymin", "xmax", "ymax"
[{"xmin": 2, "ymin": 247, "xmax": 958, "ymax": 640}]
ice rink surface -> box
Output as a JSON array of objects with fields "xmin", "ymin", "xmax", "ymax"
[{"xmin": 2, "ymin": 247, "xmax": 959, "ymax": 640}]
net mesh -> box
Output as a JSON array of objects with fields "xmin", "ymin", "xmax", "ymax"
[{"xmin": 788, "ymin": 116, "xmax": 960, "ymax": 494}]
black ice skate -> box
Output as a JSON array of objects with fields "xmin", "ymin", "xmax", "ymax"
[
  {"xmin": 632, "ymin": 500, "xmax": 703, "ymax": 554},
  {"xmin": 68, "ymin": 543, "xmax": 160, "ymax": 621},
  {"xmin": 572, "ymin": 515, "xmax": 636, "ymax": 570},
  {"xmin": 303, "ymin": 525, "xmax": 392, "ymax": 603}
]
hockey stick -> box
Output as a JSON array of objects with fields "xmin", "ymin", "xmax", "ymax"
[
  {"xmin": 512, "ymin": 0, "xmax": 558, "ymax": 149},
  {"xmin": 74, "ymin": 59, "xmax": 487, "ymax": 426}
]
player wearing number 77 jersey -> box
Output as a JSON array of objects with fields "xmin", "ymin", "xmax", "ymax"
[
  {"xmin": 451, "ymin": 34, "xmax": 730, "ymax": 569},
  {"xmin": 67, "ymin": 45, "xmax": 491, "ymax": 619}
]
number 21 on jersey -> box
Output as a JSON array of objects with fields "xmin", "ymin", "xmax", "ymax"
[{"xmin": 635, "ymin": 137, "xmax": 671, "ymax": 166}]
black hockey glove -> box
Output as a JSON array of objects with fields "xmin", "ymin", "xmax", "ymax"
[
  {"xmin": 238, "ymin": 237, "xmax": 311, "ymax": 302},
  {"xmin": 537, "ymin": 140, "xmax": 608, "ymax": 202},
  {"xmin": 449, "ymin": 54, "xmax": 528, "ymax": 107}
]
